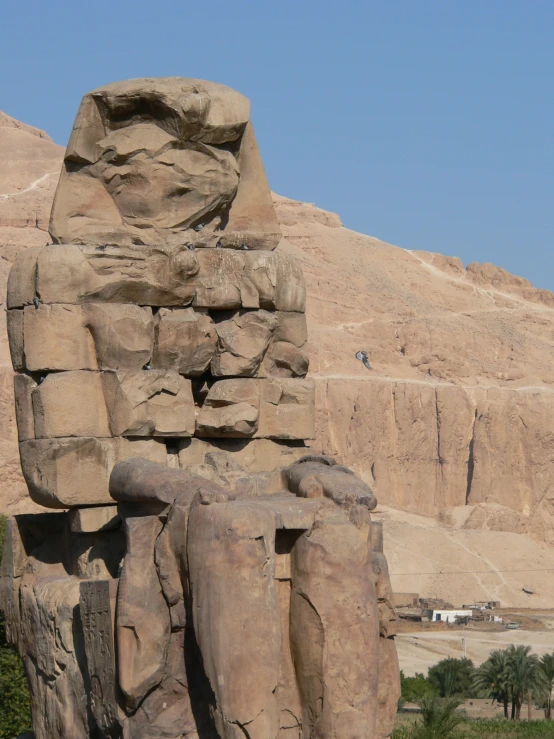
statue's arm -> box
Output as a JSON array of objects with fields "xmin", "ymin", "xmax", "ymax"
[
  {"xmin": 285, "ymin": 454, "xmax": 377, "ymax": 510},
  {"xmin": 109, "ymin": 457, "xmax": 227, "ymax": 506}
]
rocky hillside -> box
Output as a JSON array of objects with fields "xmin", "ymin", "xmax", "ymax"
[
  {"xmin": 273, "ymin": 195, "xmax": 554, "ymax": 547},
  {"xmin": 0, "ymin": 113, "xmax": 63, "ymax": 513},
  {"xmin": 2, "ymin": 113, "xmax": 554, "ymax": 605},
  {"xmin": 374, "ymin": 505, "xmax": 554, "ymax": 609}
]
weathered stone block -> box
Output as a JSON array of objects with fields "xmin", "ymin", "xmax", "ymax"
[
  {"xmin": 32, "ymin": 371, "xmax": 111, "ymax": 439},
  {"xmin": 19, "ymin": 436, "xmax": 167, "ymax": 508},
  {"xmin": 20, "ymin": 303, "xmax": 155, "ymax": 373},
  {"xmin": 195, "ymin": 376, "xmax": 261, "ymax": 437},
  {"xmin": 70, "ymin": 506, "xmax": 120, "ymax": 533},
  {"xmin": 151, "ymin": 307, "xmax": 216, "ymax": 375},
  {"xmin": 202, "ymin": 377, "xmax": 261, "ymax": 408},
  {"xmin": 259, "ymin": 311, "xmax": 309, "ymax": 377},
  {"xmin": 102, "ymin": 370, "xmax": 195, "ymax": 436},
  {"xmin": 196, "ymin": 402, "xmax": 259, "ymax": 438},
  {"xmin": 177, "ymin": 437, "xmax": 306, "ymax": 474},
  {"xmin": 84, "ymin": 303, "xmax": 154, "ymax": 370},
  {"xmin": 192, "ymin": 250, "xmax": 306, "ymax": 312},
  {"xmin": 6, "ymin": 245, "xmax": 42, "ymax": 308},
  {"xmin": 192, "ymin": 250, "xmax": 245, "ymax": 309},
  {"xmin": 259, "ymin": 378, "xmax": 315, "ymax": 439},
  {"xmin": 273, "ymin": 311, "xmax": 308, "ymax": 347},
  {"xmin": 244, "ymin": 251, "xmax": 306, "ymax": 312},
  {"xmin": 196, "ymin": 378, "xmax": 315, "ymax": 439},
  {"xmin": 13, "ymin": 374, "xmax": 36, "ymax": 441},
  {"xmin": 211, "ymin": 310, "xmax": 277, "ymax": 376},
  {"xmin": 36, "ymin": 243, "xmax": 199, "ymax": 306},
  {"xmin": 7, "ymin": 309, "xmax": 24, "ymax": 371},
  {"xmin": 23, "ymin": 304, "xmax": 96, "ymax": 371},
  {"xmin": 35, "ymin": 244, "xmax": 90, "ymax": 304},
  {"xmin": 273, "ymin": 249, "xmax": 306, "ymax": 311},
  {"xmin": 261, "ymin": 341, "xmax": 309, "ymax": 377}
]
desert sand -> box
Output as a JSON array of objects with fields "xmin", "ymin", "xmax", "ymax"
[{"xmin": 397, "ymin": 628, "xmax": 554, "ymax": 676}]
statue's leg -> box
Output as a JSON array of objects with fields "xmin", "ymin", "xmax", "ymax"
[
  {"xmin": 290, "ymin": 515, "xmax": 379, "ymax": 739},
  {"xmin": 187, "ymin": 498, "xmax": 281, "ymax": 739}
]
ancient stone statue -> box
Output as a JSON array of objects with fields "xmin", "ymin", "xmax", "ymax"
[{"xmin": 1, "ymin": 78, "xmax": 400, "ymax": 739}]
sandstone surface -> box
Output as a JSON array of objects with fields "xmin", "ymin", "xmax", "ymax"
[{"xmin": 2, "ymin": 112, "xmax": 554, "ymax": 611}]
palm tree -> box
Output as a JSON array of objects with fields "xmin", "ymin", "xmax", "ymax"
[
  {"xmin": 506, "ymin": 644, "xmax": 545, "ymax": 720},
  {"xmin": 409, "ymin": 696, "xmax": 463, "ymax": 739},
  {"xmin": 473, "ymin": 648, "xmax": 511, "ymax": 719},
  {"xmin": 539, "ymin": 653, "xmax": 554, "ymax": 719},
  {"xmin": 427, "ymin": 657, "xmax": 474, "ymax": 698}
]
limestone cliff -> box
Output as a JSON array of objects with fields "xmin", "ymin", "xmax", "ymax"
[{"xmin": 273, "ymin": 194, "xmax": 554, "ymax": 548}]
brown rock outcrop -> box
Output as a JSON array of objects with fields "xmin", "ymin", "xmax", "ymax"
[{"xmin": 271, "ymin": 194, "xmax": 554, "ymax": 550}]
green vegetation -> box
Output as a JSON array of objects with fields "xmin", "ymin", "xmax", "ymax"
[
  {"xmin": 460, "ymin": 719, "xmax": 554, "ymax": 736},
  {"xmin": 0, "ymin": 515, "xmax": 32, "ymax": 739},
  {"xmin": 400, "ymin": 671, "xmax": 438, "ymax": 703},
  {"xmin": 395, "ymin": 644, "xmax": 554, "ymax": 737},
  {"xmin": 393, "ymin": 696, "xmax": 463, "ymax": 739},
  {"xmin": 473, "ymin": 644, "xmax": 548, "ymax": 720},
  {"xmin": 428, "ymin": 657, "xmax": 475, "ymax": 698},
  {"xmin": 400, "ymin": 658, "xmax": 476, "ymax": 704},
  {"xmin": 538, "ymin": 654, "xmax": 554, "ymax": 720},
  {"xmin": 394, "ymin": 715, "xmax": 554, "ymax": 738}
]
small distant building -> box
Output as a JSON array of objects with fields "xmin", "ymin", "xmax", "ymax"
[
  {"xmin": 393, "ymin": 592, "xmax": 419, "ymax": 608},
  {"xmin": 462, "ymin": 601, "xmax": 500, "ymax": 610},
  {"xmin": 424, "ymin": 609, "xmax": 473, "ymax": 624},
  {"xmin": 419, "ymin": 597, "xmax": 454, "ymax": 610}
]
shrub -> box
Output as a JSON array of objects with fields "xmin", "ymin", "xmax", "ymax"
[
  {"xmin": 0, "ymin": 515, "xmax": 32, "ymax": 738},
  {"xmin": 393, "ymin": 696, "xmax": 464, "ymax": 739},
  {"xmin": 401, "ymin": 671, "xmax": 437, "ymax": 703},
  {"xmin": 428, "ymin": 657, "xmax": 476, "ymax": 698}
]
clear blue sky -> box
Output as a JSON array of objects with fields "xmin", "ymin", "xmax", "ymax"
[{"xmin": 2, "ymin": 1, "xmax": 553, "ymax": 289}]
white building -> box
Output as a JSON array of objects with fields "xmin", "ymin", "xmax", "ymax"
[{"xmin": 428, "ymin": 609, "xmax": 472, "ymax": 624}]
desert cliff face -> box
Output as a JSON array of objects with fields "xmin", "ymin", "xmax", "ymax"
[
  {"xmin": 273, "ymin": 194, "xmax": 554, "ymax": 547},
  {"xmin": 2, "ymin": 113, "xmax": 554, "ymax": 603}
]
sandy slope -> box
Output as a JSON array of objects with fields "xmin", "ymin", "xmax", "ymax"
[
  {"xmin": 397, "ymin": 628, "xmax": 554, "ymax": 676},
  {"xmin": 375, "ymin": 506, "xmax": 554, "ymax": 608}
]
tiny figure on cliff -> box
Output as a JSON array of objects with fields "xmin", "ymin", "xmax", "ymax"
[{"xmin": 356, "ymin": 349, "xmax": 372, "ymax": 370}]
